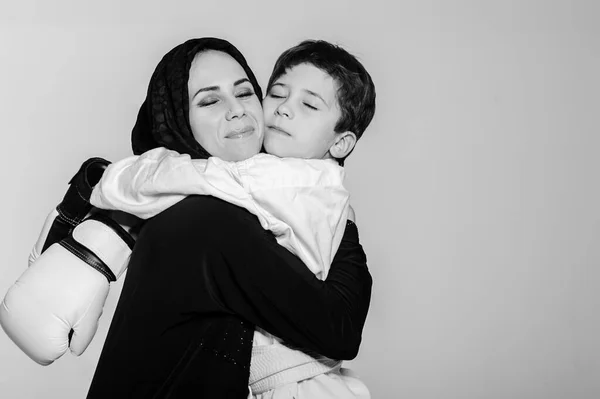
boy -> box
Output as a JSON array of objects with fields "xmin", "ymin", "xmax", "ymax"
[{"xmin": 91, "ymin": 40, "xmax": 376, "ymax": 398}]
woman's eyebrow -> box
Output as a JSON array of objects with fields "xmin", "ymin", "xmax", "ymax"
[
  {"xmin": 193, "ymin": 85, "xmax": 220, "ymax": 99},
  {"xmin": 234, "ymin": 78, "xmax": 251, "ymax": 86}
]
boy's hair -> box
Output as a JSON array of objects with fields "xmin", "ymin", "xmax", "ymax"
[{"xmin": 267, "ymin": 40, "xmax": 376, "ymax": 165}]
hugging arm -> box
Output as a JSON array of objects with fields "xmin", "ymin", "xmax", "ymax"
[
  {"xmin": 221, "ymin": 221, "xmax": 370, "ymax": 360},
  {"xmin": 178, "ymin": 197, "xmax": 372, "ymax": 360}
]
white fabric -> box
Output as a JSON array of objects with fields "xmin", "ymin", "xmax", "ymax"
[
  {"xmin": 251, "ymin": 368, "xmax": 370, "ymax": 399},
  {"xmin": 90, "ymin": 148, "xmax": 350, "ymax": 280},
  {"xmin": 90, "ymin": 147, "xmax": 368, "ymax": 398}
]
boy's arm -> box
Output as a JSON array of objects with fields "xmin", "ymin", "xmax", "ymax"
[
  {"xmin": 89, "ymin": 147, "xmax": 248, "ymax": 219},
  {"xmin": 90, "ymin": 148, "xmax": 190, "ymax": 218}
]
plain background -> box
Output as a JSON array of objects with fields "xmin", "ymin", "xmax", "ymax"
[{"xmin": 1, "ymin": 1, "xmax": 599, "ymax": 398}]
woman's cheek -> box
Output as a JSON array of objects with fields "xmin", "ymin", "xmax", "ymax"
[
  {"xmin": 250, "ymin": 100, "xmax": 265, "ymax": 123},
  {"xmin": 190, "ymin": 111, "xmax": 222, "ymax": 147}
]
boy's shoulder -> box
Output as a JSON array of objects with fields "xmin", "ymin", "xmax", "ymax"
[
  {"xmin": 240, "ymin": 154, "xmax": 345, "ymax": 189},
  {"xmin": 249, "ymin": 153, "xmax": 340, "ymax": 167}
]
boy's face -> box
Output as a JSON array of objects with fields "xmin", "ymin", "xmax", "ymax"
[{"xmin": 262, "ymin": 63, "xmax": 341, "ymax": 159}]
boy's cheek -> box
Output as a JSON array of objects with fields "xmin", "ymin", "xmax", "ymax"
[{"xmin": 261, "ymin": 99, "xmax": 276, "ymax": 117}]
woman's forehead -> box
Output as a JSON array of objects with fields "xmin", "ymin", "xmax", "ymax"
[{"xmin": 188, "ymin": 50, "xmax": 249, "ymax": 91}]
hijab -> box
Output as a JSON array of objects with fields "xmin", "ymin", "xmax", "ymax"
[{"xmin": 131, "ymin": 37, "xmax": 263, "ymax": 159}]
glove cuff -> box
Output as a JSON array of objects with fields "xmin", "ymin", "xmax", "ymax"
[
  {"xmin": 41, "ymin": 158, "xmax": 111, "ymax": 253},
  {"xmin": 61, "ymin": 213, "xmax": 136, "ymax": 282}
]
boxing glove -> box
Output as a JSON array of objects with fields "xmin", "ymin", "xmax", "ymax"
[
  {"xmin": 29, "ymin": 157, "xmax": 111, "ymax": 265},
  {"xmin": 1, "ymin": 211, "xmax": 136, "ymax": 365}
]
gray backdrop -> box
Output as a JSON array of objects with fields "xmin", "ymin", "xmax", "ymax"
[{"xmin": 1, "ymin": 0, "xmax": 599, "ymax": 398}]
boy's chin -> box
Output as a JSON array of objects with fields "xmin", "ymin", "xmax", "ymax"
[
  {"xmin": 263, "ymin": 137, "xmax": 299, "ymax": 158},
  {"xmin": 263, "ymin": 136, "xmax": 286, "ymax": 157}
]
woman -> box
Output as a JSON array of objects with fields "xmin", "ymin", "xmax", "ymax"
[{"xmin": 38, "ymin": 38, "xmax": 371, "ymax": 398}]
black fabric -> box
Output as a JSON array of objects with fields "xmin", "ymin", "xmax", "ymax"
[
  {"xmin": 131, "ymin": 38, "xmax": 263, "ymax": 159},
  {"xmin": 87, "ymin": 197, "xmax": 372, "ymax": 398}
]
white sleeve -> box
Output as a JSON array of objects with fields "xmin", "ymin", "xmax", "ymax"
[{"xmin": 89, "ymin": 147, "xmax": 250, "ymax": 219}]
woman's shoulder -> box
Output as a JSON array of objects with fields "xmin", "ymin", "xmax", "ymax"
[
  {"xmin": 141, "ymin": 196, "xmax": 266, "ymax": 243},
  {"xmin": 129, "ymin": 196, "xmax": 271, "ymax": 273}
]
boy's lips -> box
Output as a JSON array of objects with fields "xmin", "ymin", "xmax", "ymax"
[
  {"xmin": 225, "ymin": 126, "xmax": 255, "ymax": 139},
  {"xmin": 267, "ymin": 125, "xmax": 291, "ymax": 136}
]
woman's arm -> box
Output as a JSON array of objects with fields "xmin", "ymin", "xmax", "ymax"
[
  {"xmin": 145, "ymin": 195, "xmax": 372, "ymax": 360},
  {"xmin": 219, "ymin": 215, "xmax": 370, "ymax": 360}
]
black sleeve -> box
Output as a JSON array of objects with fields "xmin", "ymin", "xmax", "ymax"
[
  {"xmin": 212, "ymin": 216, "xmax": 371, "ymax": 359},
  {"xmin": 144, "ymin": 196, "xmax": 373, "ymax": 360}
]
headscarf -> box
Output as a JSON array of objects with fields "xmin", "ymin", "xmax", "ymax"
[{"xmin": 131, "ymin": 37, "xmax": 263, "ymax": 159}]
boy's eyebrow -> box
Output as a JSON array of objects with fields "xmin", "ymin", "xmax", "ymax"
[
  {"xmin": 192, "ymin": 78, "xmax": 251, "ymax": 99},
  {"xmin": 304, "ymin": 89, "xmax": 329, "ymax": 108}
]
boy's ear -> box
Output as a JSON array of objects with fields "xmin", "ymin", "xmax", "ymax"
[{"xmin": 328, "ymin": 131, "xmax": 357, "ymax": 160}]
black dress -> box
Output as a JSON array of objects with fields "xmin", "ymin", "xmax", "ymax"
[{"xmin": 87, "ymin": 195, "xmax": 372, "ymax": 398}]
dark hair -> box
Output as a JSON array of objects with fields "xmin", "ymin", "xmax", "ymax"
[{"xmin": 267, "ymin": 40, "xmax": 376, "ymax": 164}]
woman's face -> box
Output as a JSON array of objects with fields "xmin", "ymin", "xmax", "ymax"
[{"xmin": 188, "ymin": 50, "xmax": 264, "ymax": 161}]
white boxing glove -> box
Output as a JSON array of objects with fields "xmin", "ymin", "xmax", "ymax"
[
  {"xmin": 0, "ymin": 212, "xmax": 136, "ymax": 365},
  {"xmin": 29, "ymin": 157, "xmax": 112, "ymax": 265}
]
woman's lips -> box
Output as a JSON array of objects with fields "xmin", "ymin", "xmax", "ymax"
[{"xmin": 225, "ymin": 126, "xmax": 255, "ymax": 139}]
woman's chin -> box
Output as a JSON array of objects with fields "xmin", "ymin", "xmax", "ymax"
[{"xmin": 222, "ymin": 142, "xmax": 262, "ymax": 162}]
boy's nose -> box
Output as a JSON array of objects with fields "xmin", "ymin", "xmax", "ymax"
[{"xmin": 275, "ymin": 103, "xmax": 293, "ymax": 119}]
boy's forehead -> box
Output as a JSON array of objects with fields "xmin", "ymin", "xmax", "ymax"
[{"xmin": 275, "ymin": 63, "xmax": 338, "ymax": 94}]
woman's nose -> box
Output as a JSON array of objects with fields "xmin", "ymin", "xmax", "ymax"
[{"xmin": 226, "ymin": 99, "xmax": 246, "ymax": 120}]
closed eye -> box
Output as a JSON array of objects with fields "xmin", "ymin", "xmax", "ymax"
[
  {"xmin": 304, "ymin": 103, "xmax": 318, "ymax": 110},
  {"xmin": 236, "ymin": 91, "xmax": 254, "ymax": 98},
  {"xmin": 199, "ymin": 99, "xmax": 218, "ymax": 107}
]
